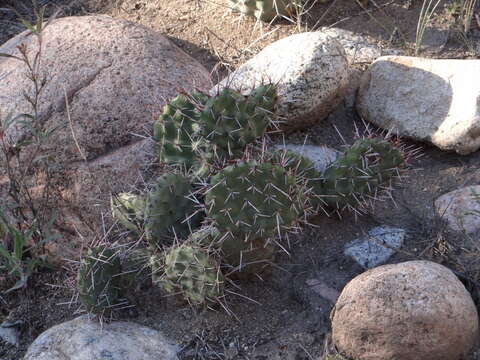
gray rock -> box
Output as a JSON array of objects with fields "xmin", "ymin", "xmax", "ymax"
[
  {"xmin": 435, "ymin": 185, "xmax": 480, "ymax": 234},
  {"xmin": 213, "ymin": 31, "xmax": 349, "ymax": 131},
  {"xmin": 357, "ymin": 56, "xmax": 480, "ymax": 155},
  {"xmin": 344, "ymin": 226, "xmax": 405, "ymax": 268},
  {"xmin": 0, "ymin": 321, "xmax": 21, "ymax": 346},
  {"xmin": 24, "ymin": 316, "xmax": 179, "ymax": 360},
  {"xmin": 273, "ymin": 144, "xmax": 338, "ymax": 173}
]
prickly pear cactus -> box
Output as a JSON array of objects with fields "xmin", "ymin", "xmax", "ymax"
[
  {"xmin": 229, "ymin": 0, "xmax": 297, "ymax": 22},
  {"xmin": 145, "ymin": 173, "xmax": 204, "ymax": 248},
  {"xmin": 318, "ymin": 138, "xmax": 405, "ymax": 211},
  {"xmin": 111, "ymin": 193, "xmax": 146, "ymax": 232},
  {"xmin": 77, "ymin": 246, "xmax": 122, "ymax": 314},
  {"xmin": 153, "ymin": 244, "xmax": 224, "ymax": 305},
  {"xmin": 154, "ymin": 92, "xmax": 208, "ymax": 169},
  {"xmin": 199, "ymin": 85, "xmax": 276, "ymax": 162},
  {"xmin": 205, "ymin": 161, "xmax": 306, "ymax": 242}
]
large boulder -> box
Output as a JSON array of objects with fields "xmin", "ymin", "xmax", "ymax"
[
  {"xmin": 213, "ymin": 31, "xmax": 349, "ymax": 131},
  {"xmin": 356, "ymin": 56, "xmax": 480, "ymax": 155},
  {"xmin": 0, "ymin": 15, "xmax": 211, "ymax": 161},
  {"xmin": 24, "ymin": 316, "xmax": 179, "ymax": 360},
  {"xmin": 0, "ymin": 15, "xmax": 211, "ymax": 262},
  {"xmin": 435, "ymin": 185, "xmax": 480, "ymax": 234},
  {"xmin": 331, "ymin": 260, "xmax": 479, "ymax": 360}
]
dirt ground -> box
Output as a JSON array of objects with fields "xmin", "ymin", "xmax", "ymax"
[{"xmin": 1, "ymin": 0, "xmax": 480, "ymax": 359}]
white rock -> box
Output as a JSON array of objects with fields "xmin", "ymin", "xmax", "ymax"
[
  {"xmin": 435, "ymin": 185, "xmax": 480, "ymax": 234},
  {"xmin": 357, "ymin": 56, "xmax": 480, "ymax": 155},
  {"xmin": 344, "ymin": 226, "xmax": 405, "ymax": 268},
  {"xmin": 213, "ymin": 32, "xmax": 349, "ymax": 131},
  {"xmin": 24, "ymin": 316, "xmax": 179, "ymax": 360},
  {"xmin": 273, "ymin": 144, "xmax": 338, "ymax": 173}
]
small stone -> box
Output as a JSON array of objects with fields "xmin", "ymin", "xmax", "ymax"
[
  {"xmin": 357, "ymin": 56, "xmax": 480, "ymax": 155},
  {"xmin": 0, "ymin": 321, "xmax": 20, "ymax": 346},
  {"xmin": 212, "ymin": 31, "xmax": 349, "ymax": 131},
  {"xmin": 435, "ymin": 185, "xmax": 480, "ymax": 234},
  {"xmin": 344, "ymin": 226, "xmax": 405, "ymax": 268},
  {"xmin": 273, "ymin": 144, "xmax": 338, "ymax": 173},
  {"xmin": 24, "ymin": 316, "xmax": 179, "ymax": 360}
]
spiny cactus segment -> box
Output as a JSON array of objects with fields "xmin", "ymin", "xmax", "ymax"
[
  {"xmin": 317, "ymin": 138, "xmax": 406, "ymax": 213},
  {"xmin": 152, "ymin": 243, "xmax": 224, "ymax": 305},
  {"xmin": 145, "ymin": 173, "xmax": 204, "ymax": 248},
  {"xmin": 77, "ymin": 246, "xmax": 123, "ymax": 315},
  {"xmin": 205, "ymin": 161, "xmax": 307, "ymax": 243}
]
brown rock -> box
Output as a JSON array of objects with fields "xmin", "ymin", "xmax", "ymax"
[
  {"xmin": 331, "ymin": 260, "xmax": 479, "ymax": 360},
  {"xmin": 0, "ymin": 15, "xmax": 211, "ymax": 262}
]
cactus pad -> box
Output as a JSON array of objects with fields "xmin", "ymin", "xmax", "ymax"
[
  {"xmin": 153, "ymin": 92, "xmax": 208, "ymax": 169},
  {"xmin": 318, "ymin": 138, "xmax": 405, "ymax": 211},
  {"xmin": 154, "ymin": 244, "xmax": 224, "ymax": 305},
  {"xmin": 77, "ymin": 246, "xmax": 122, "ymax": 314},
  {"xmin": 205, "ymin": 161, "xmax": 306, "ymax": 242},
  {"xmin": 145, "ymin": 173, "xmax": 204, "ymax": 248},
  {"xmin": 199, "ymin": 85, "xmax": 276, "ymax": 162}
]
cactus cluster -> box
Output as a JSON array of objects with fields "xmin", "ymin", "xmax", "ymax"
[
  {"xmin": 154, "ymin": 85, "xmax": 276, "ymax": 172},
  {"xmin": 84, "ymin": 83, "xmax": 412, "ymax": 312}
]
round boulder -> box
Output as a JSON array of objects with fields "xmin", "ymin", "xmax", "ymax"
[
  {"xmin": 331, "ymin": 260, "xmax": 479, "ymax": 360},
  {"xmin": 212, "ymin": 31, "xmax": 349, "ymax": 131}
]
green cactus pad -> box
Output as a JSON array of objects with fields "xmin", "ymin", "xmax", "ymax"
[
  {"xmin": 205, "ymin": 161, "xmax": 305, "ymax": 242},
  {"xmin": 318, "ymin": 138, "xmax": 405, "ymax": 211},
  {"xmin": 154, "ymin": 92, "xmax": 208, "ymax": 169},
  {"xmin": 145, "ymin": 173, "xmax": 204, "ymax": 248},
  {"xmin": 153, "ymin": 244, "xmax": 224, "ymax": 305},
  {"xmin": 111, "ymin": 192, "xmax": 146, "ymax": 232},
  {"xmin": 77, "ymin": 246, "xmax": 123, "ymax": 314},
  {"xmin": 199, "ymin": 85, "xmax": 276, "ymax": 161}
]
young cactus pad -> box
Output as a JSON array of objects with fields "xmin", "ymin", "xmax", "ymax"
[
  {"xmin": 77, "ymin": 246, "xmax": 122, "ymax": 314},
  {"xmin": 154, "ymin": 244, "xmax": 224, "ymax": 305},
  {"xmin": 205, "ymin": 161, "xmax": 306, "ymax": 242},
  {"xmin": 145, "ymin": 173, "xmax": 204, "ymax": 247},
  {"xmin": 199, "ymin": 85, "xmax": 276, "ymax": 162},
  {"xmin": 318, "ymin": 138, "xmax": 405, "ymax": 211},
  {"xmin": 111, "ymin": 192, "xmax": 146, "ymax": 232},
  {"xmin": 153, "ymin": 92, "xmax": 208, "ymax": 169}
]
